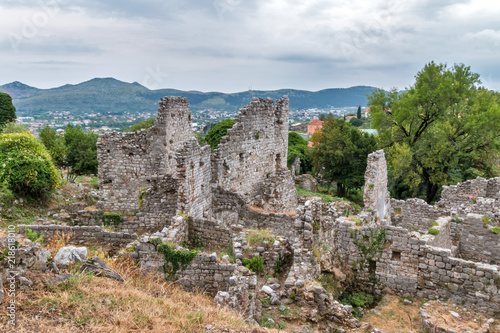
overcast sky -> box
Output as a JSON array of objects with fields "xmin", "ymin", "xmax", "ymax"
[{"xmin": 1, "ymin": 0, "xmax": 499, "ymax": 92}]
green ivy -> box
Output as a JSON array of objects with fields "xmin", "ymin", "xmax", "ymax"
[
  {"xmin": 157, "ymin": 242, "xmax": 198, "ymax": 279},
  {"xmin": 351, "ymin": 228, "xmax": 385, "ymax": 273}
]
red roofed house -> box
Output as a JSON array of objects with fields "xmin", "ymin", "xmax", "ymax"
[
  {"xmin": 362, "ymin": 108, "xmax": 370, "ymax": 118},
  {"xmin": 307, "ymin": 118, "xmax": 323, "ymax": 138}
]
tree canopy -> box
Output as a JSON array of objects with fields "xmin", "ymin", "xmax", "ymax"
[
  {"xmin": 125, "ymin": 118, "xmax": 156, "ymax": 132},
  {"xmin": 368, "ymin": 62, "xmax": 500, "ymax": 203},
  {"xmin": 39, "ymin": 125, "xmax": 67, "ymax": 168},
  {"xmin": 64, "ymin": 125, "xmax": 98, "ymax": 180},
  {"xmin": 310, "ymin": 117, "xmax": 377, "ymax": 197},
  {"xmin": 0, "ymin": 92, "xmax": 16, "ymax": 127},
  {"xmin": 287, "ymin": 132, "xmax": 312, "ymax": 174},
  {"xmin": 204, "ymin": 119, "xmax": 235, "ymax": 151}
]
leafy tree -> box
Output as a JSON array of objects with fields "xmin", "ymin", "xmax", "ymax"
[
  {"xmin": 310, "ymin": 117, "xmax": 377, "ymax": 197},
  {"xmin": 64, "ymin": 124, "xmax": 98, "ymax": 181},
  {"xmin": 368, "ymin": 62, "xmax": 500, "ymax": 203},
  {"xmin": 39, "ymin": 125, "xmax": 66, "ymax": 168},
  {"xmin": 0, "ymin": 121, "xmax": 29, "ymax": 134},
  {"xmin": 287, "ymin": 132, "xmax": 312, "ymax": 174},
  {"xmin": 205, "ymin": 118, "xmax": 235, "ymax": 151},
  {"xmin": 125, "ymin": 118, "xmax": 156, "ymax": 132},
  {"xmin": 0, "ymin": 132, "xmax": 60, "ymax": 198},
  {"xmin": 350, "ymin": 118, "xmax": 364, "ymax": 127},
  {"xmin": 357, "ymin": 105, "xmax": 362, "ymax": 119},
  {"xmin": 0, "ymin": 92, "xmax": 16, "ymax": 127}
]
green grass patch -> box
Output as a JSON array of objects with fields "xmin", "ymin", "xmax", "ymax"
[{"xmin": 428, "ymin": 228, "xmax": 440, "ymax": 236}]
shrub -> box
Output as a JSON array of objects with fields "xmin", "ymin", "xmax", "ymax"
[
  {"xmin": 25, "ymin": 227, "xmax": 44, "ymax": 244},
  {"xmin": 242, "ymin": 256, "xmax": 265, "ymax": 273},
  {"xmin": 490, "ymin": 227, "xmax": 500, "ymax": 235},
  {"xmin": 0, "ymin": 132, "xmax": 60, "ymax": 198},
  {"xmin": 453, "ymin": 215, "xmax": 462, "ymax": 224},
  {"xmin": 428, "ymin": 228, "xmax": 440, "ymax": 235}
]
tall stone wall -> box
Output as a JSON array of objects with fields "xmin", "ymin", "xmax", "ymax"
[
  {"xmin": 212, "ymin": 96, "xmax": 296, "ymax": 212},
  {"xmin": 363, "ymin": 150, "xmax": 390, "ymax": 224},
  {"xmin": 97, "ymin": 96, "xmax": 194, "ymax": 214},
  {"xmin": 176, "ymin": 139, "xmax": 212, "ymax": 219}
]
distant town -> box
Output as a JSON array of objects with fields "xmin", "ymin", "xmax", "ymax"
[{"xmin": 16, "ymin": 105, "xmax": 374, "ymax": 137}]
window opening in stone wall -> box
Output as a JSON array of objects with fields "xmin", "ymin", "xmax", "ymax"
[{"xmin": 392, "ymin": 251, "xmax": 401, "ymax": 260}]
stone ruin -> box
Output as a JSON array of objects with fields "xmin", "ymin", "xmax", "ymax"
[{"xmin": 13, "ymin": 96, "xmax": 500, "ymax": 328}]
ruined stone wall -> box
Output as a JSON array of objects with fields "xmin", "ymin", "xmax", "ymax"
[
  {"xmin": 438, "ymin": 177, "xmax": 499, "ymax": 219},
  {"xmin": 331, "ymin": 220, "xmax": 500, "ymax": 316},
  {"xmin": 129, "ymin": 174, "xmax": 178, "ymax": 233},
  {"xmin": 417, "ymin": 246, "xmax": 500, "ymax": 316},
  {"xmin": 97, "ymin": 96, "xmax": 194, "ymax": 214},
  {"xmin": 363, "ymin": 149, "xmax": 391, "ymax": 224},
  {"xmin": 454, "ymin": 213, "xmax": 500, "ymax": 265},
  {"xmin": 18, "ymin": 225, "xmax": 137, "ymax": 248},
  {"xmin": 212, "ymin": 96, "xmax": 296, "ymax": 212},
  {"xmin": 176, "ymin": 253, "xmax": 237, "ymax": 296},
  {"xmin": 188, "ymin": 218, "xmax": 232, "ymax": 251},
  {"xmin": 390, "ymin": 198, "xmax": 442, "ymax": 232},
  {"xmin": 176, "ymin": 139, "xmax": 212, "ymax": 219},
  {"xmin": 212, "ymin": 187, "xmax": 298, "ymax": 239}
]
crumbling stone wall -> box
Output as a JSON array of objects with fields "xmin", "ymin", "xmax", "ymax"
[
  {"xmin": 212, "ymin": 96, "xmax": 296, "ymax": 212},
  {"xmin": 97, "ymin": 96, "xmax": 194, "ymax": 214},
  {"xmin": 176, "ymin": 139, "xmax": 212, "ymax": 219},
  {"xmin": 331, "ymin": 219, "xmax": 500, "ymax": 316},
  {"xmin": 176, "ymin": 253, "xmax": 237, "ymax": 296},
  {"xmin": 188, "ymin": 218, "xmax": 232, "ymax": 251},
  {"xmin": 390, "ymin": 198, "xmax": 441, "ymax": 232},
  {"xmin": 363, "ymin": 150, "xmax": 390, "ymax": 224},
  {"xmin": 18, "ymin": 225, "xmax": 137, "ymax": 248},
  {"xmin": 213, "ymin": 187, "xmax": 298, "ymax": 239},
  {"xmin": 129, "ymin": 174, "xmax": 178, "ymax": 233},
  {"xmin": 454, "ymin": 213, "xmax": 500, "ymax": 265}
]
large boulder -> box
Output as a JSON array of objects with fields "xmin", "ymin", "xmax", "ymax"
[
  {"xmin": 0, "ymin": 236, "xmax": 51, "ymax": 279},
  {"xmin": 79, "ymin": 256, "xmax": 125, "ymax": 282},
  {"xmin": 54, "ymin": 246, "xmax": 88, "ymax": 268}
]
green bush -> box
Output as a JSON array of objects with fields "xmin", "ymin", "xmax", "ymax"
[
  {"xmin": 428, "ymin": 228, "xmax": 440, "ymax": 235},
  {"xmin": 25, "ymin": 227, "xmax": 44, "ymax": 244},
  {"xmin": 490, "ymin": 227, "xmax": 500, "ymax": 235},
  {"xmin": 205, "ymin": 119, "xmax": 235, "ymax": 151},
  {"xmin": 242, "ymin": 256, "xmax": 265, "ymax": 273},
  {"xmin": 0, "ymin": 132, "xmax": 60, "ymax": 198}
]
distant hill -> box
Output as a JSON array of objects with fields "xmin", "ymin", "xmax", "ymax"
[{"xmin": 0, "ymin": 78, "xmax": 379, "ymax": 116}]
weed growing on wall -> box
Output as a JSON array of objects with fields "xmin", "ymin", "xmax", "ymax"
[{"xmin": 156, "ymin": 241, "xmax": 198, "ymax": 280}]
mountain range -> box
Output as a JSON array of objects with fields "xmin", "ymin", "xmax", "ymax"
[{"xmin": 0, "ymin": 78, "xmax": 378, "ymax": 116}]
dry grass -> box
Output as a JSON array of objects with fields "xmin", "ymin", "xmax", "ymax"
[
  {"xmin": 246, "ymin": 229, "xmax": 275, "ymax": 247},
  {"xmin": 362, "ymin": 294, "xmax": 421, "ymax": 332},
  {"xmin": 1, "ymin": 256, "xmax": 273, "ymax": 333},
  {"xmin": 45, "ymin": 231, "xmax": 72, "ymax": 256},
  {"xmin": 246, "ymin": 205, "xmax": 296, "ymax": 217}
]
